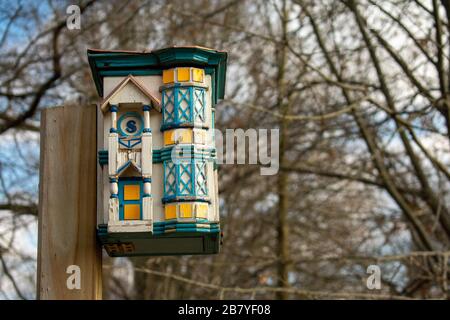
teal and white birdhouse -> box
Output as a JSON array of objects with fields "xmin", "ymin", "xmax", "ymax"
[{"xmin": 88, "ymin": 46, "xmax": 227, "ymax": 256}]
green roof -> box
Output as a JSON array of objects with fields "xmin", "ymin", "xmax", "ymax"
[{"xmin": 87, "ymin": 46, "xmax": 227, "ymax": 105}]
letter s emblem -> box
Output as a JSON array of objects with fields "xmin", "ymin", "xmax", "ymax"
[{"xmin": 126, "ymin": 120, "xmax": 137, "ymax": 133}]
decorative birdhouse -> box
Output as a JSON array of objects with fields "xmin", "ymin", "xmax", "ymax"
[{"xmin": 88, "ymin": 46, "xmax": 227, "ymax": 256}]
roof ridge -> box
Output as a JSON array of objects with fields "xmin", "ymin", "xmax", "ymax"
[
  {"xmin": 100, "ymin": 75, "xmax": 161, "ymax": 112},
  {"xmin": 87, "ymin": 45, "xmax": 227, "ymax": 54}
]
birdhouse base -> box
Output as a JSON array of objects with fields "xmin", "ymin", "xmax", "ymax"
[{"xmin": 97, "ymin": 223, "xmax": 221, "ymax": 257}]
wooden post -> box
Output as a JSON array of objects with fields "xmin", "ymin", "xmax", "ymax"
[{"xmin": 37, "ymin": 104, "xmax": 102, "ymax": 300}]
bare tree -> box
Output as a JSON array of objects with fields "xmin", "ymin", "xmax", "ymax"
[{"xmin": 0, "ymin": 0, "xmax": 449, "ymax": 300}]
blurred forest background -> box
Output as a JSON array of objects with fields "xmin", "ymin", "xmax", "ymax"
[{"xmin": 1, "ymin": 0, "xmax": 450, "ymax": 299}]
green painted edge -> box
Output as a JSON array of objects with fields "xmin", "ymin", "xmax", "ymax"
[
  {"xmin": 97, "ymin": 224, "xmax": 221, "ymax": 257},
  {"xmin": 87, "ymin": 47, "xmax": 227, "ymax": 105},
  {"xmin": 99, "ymin": 147, "xmax": 216, "ymax": 165}
]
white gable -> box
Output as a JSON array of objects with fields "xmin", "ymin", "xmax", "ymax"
[
  {"xmin": 100, "ymin": 75, "xmax": 161, "ymax": 112},
  {"xmin": 109, "ymin": 81, "xmax": 151, "ymax": 106}
]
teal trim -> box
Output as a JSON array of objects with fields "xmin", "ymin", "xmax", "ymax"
[
  {"xmin": 117, "ymin": 160, "xmax": 132, "ymax": 174},
  {"xmin": 100, "ymin": 69, "xmax": 161, "ymax": 77},
  {"xmin": 163, "ymin": 161, "xmax": 166, "ymax": 195},
  {"xmin": 158, "ymin": 145, "xmax": 216, "ymax": 161},
  {"xmin": 160, "ymin": 123, "xmax": 210, "ymax": 131},
  {"xmin": 153, "ymin": 221, "xmax": 166, "ymax": 227},
  {"xmin": 175, "ymin": 162, "xmax": 180, "ymax": 196},
  {"xmin": 164, "ymin": 220, "xmax": 211, "ymax": 226},
  {"xmin": 98, "ymin": 150, "xmax": 108, "ymax": 166},
  {"xmin": 162, "ymin": 196, "xmax": 211, "ymax": 204},
  {"xmin": 161, "ymin": 86, "xmax": 207, "ymax": 130},
  {"xmin": 191, "ymin": 158, "xmax": 196, "ymax": 197},
  {"xmin": 96, "ymin": 221, "xmax": 221, "ymax": 257},
  {"xmin": 98, "ymin": 147, "xmax": 216, "ymax": 166},
  {"xmin": 97, "ymin": 224, "xmax": 108, "ymax": 236},
  {"xmin": 118, "ymin": 177, "xmax": 143, "ymax": 220},
  {"xmin": 212, "ymin": 109, "xmax": 215, "ymax": 140},
  {"xmin": 117, "ymin": 112, "xmax": 143, "ymax": 137},
  {"xmin": 162, "ymin": 158, "xmax": 208, "ymax": 201},
  {"xmin": 87, "ymin": 47, "xmax": 227, "ymax": 106},
  {"xmin": 119, "ymin": 137, "xmax": 142, "ymax": 148},
  {"xmin": 196, "ymin": 161, "xmax": 208, "ymax": 196},
  {"xmin": 164, "ymin": 223, "xmax": 217, "ymax": 229},
  {"xmin": 208, "ymin": 69, "xmax": 216, "ymax": 105},
  {"xmin": 166, "ymin": 228, "xmax": 215, "ymax": 233}
]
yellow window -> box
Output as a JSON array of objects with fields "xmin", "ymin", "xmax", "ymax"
[
  {"xmin": 164, "ymin": 129, "xmax": 193, "ymax": 145},
  {"xmin": 124, "ymin": 185, "xmax": 140, "ymax": 200},
  {"xmin": 179, "ymin": 129, "xmax": 193, "ymax": 144},
  {"xmin": 180, "ymin": 203, "xmax": 192, "ymax": 218},
  {"xmin": 165, "ymin": 204, "xmax": 177, "ymax": 220},
  {"xmin": 164, "ymin": 130, "xmax": 174, "ymax": 146},
  {"xmin": 196, "ymin": 204, "xmax": 208, "ymax": 219},
  {"xmin": 124, "ymin": 204, "xmax": 140, "ymax": 220},
  {"xmin": 163, "ymin": 69, "xmax": 175, "ymax": 84},
  {"xmin": 177, "ymin": 67, "xmax": 190, "ymax": 82},
  {"xmin": 192, "ymin": 68, "xmax": 204, "ymax": 82}
]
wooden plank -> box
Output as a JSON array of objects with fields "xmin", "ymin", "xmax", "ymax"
[{"xmin": 37, "ymin": 104, "xmax": 102, "ymax": 300}]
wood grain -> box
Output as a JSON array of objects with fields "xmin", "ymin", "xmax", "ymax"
[{"xmin": 37, "ymin": 104, "xmax": 102, "ymax": 299}]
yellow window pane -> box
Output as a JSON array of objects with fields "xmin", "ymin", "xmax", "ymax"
[
  {"xmin": 164, "ymin": 130, "xmax": 174, "ymax": 145},
  {"xmin": 196, "ymin": 204, "xmax": 208, "ymax": 219},
  {"xmin": 124, "ymin": 185, "xmax": 140, "ymax": 200},
  {"xmin": 165, "ymin": 204, "xmax": 177, "ymax": 220},
  {"xmin": 180, "ymin": 203, "xmax": 192, "ymax": 218},
  {"xmin": 192, "ymin": 68, "xmax": 204, "ymax": 82},
  {"xmin": 165, "ymin": 129, "xmax": 192, "ymax": 145},
  {"xmin": 177, "ymin": 67, "xmax": 190, "ymax": 82},
  {"xmin": 179, "ymin": 129, "xmax": 193, "ymax": 144},
  {"xmin": 124, "ymin": 204, "xmax": 140, "ymax": 220},
  {"xmin": 163, "ymin": 69, "xmax": 175, "ymax": 84}
]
